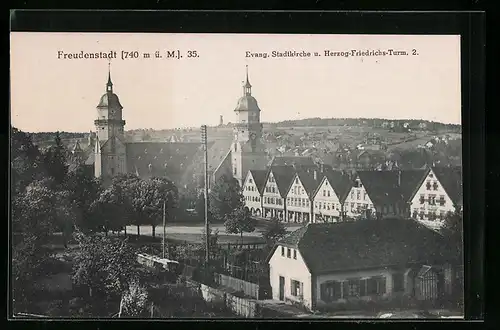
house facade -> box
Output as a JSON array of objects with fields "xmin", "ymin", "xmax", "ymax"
[
  {"xmin": 409, "ymin": 167, "xmax": 463, "ymax": 229},
  {"xmin": 261, "ymin": 167, "xmax": 293, "ymax": 220},
  {"xmin": 344, "ymin": 173, "xmax": 376, "ymax": 219},
  {"xmin": 267, "ymin": 220, "xmax": 458, "ymax": 311},
  {"xmin": 242, "ymin": 169, "xmax": 267, "ymax": 217},
  {"xmin": 312, "ymin": 171, "xmax": 351, "ymax": 223},
  {"xmin": 285, "ymin": 171, "xmax": 319, "ymax": 223}
]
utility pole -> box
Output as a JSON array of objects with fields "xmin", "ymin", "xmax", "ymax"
[
  {"xmin": 162, "ymin": 200, "xmax": 166, "ymax": 259},
  {"xmin": 201, "ymin": 125, "xmax": 210, "ymax": 266}
]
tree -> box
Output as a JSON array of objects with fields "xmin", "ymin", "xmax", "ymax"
[
  {"xmin": 442, "ymin": 208, "xmax": 463, "ymax": 261},
  {"xmin": 120, "ymin": 280, "xmax": 149, "ymax": 317},
  {"xmin": 209, "ymin": 174, "xmax": 244, "ymax": 223},
  {"xmin": 224, "ymin": 207, "xmax": 256, "ymax": 241},
  {"xmin": 72, "ymin": 232, "xmax": 136, "ymax": 312},
  {"xmin": 261, "ymin": 216, "xmax": 287, "ymax": 246},
  {"xmin": 42, "ymin": 131, "xmax": 68, "ymax": 185},
  {"xmin": 90, "ymin": 184, "xmax": 128, "ymax": 235},
  {"xmin": 111, "ymin": 174, "xmax": 142, "ymax": 235},
  {"xmin": 64, "ymin": 166, "xmax": 102, "ymax": 233},
  {"xmin": 133, "ymin": 177, "xmax": 179, "ymax": 237}
]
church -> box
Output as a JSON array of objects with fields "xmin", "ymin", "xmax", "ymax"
[{"xmin": 76, "ymin": 65, "xmax": 276, "ymax": 189}]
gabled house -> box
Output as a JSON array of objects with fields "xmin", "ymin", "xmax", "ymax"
[
  {"xmin": 267, "ymin": 219, "xmax": 456, "ymax": 311},
  {"xmin": 242, "ymin": 169, "xmax": 267, "ymax": 217},
  {"xmin": 262, "ymin": 166, "xmax": 296, "ymax": 220},
  {"xmin": 344, "ymin": 170, "xmax": 428, "ymax": 220},
  {"xmin": 285, "ymin": 169, "xmax": 322, "ymax": 223},
  {"xmin": 408, "ymin": 166, "xmax": 463, "ymax": 229},
  {"xmin": 312, "ymin": 171, "xmax": 352, "ymax": 223}
]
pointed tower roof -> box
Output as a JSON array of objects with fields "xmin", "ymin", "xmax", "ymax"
[
  {"xmin": 244, "ymin": 65, "xmax": 252, "ymax": 88},
  {"xmin": 97, "ymin": 63, "xmax": 123, "ymax": 109},
  {"xmin": 107, "ymin": 62, "xmax": 113, "ymax": 89}
]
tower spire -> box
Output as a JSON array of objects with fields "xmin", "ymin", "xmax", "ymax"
[
  {"xmin": 106, "ymin": 61, "xmax": 113, "ymax": 93},
  {"xmin": 243, "ymin": 65, "xmax": 252, "ymax": 96}
]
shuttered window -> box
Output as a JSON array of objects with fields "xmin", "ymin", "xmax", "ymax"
[{"xmin": 320, "ymin": 281, "xmax": 342, "ymax": 302}]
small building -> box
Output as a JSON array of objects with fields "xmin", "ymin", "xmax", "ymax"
[
  {"xmin": 408, "ymin": 166, "xmax": 462, "ymax": 229},
  {"xmin": 242, "ymin": 169, "xmax": 267, "ymax": 217},
  {"xmin": 266, "ymin": 219, "xmax": 457, "ymax": 311}
]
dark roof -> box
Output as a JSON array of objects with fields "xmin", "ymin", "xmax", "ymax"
[
  {"xmin": 235, "ymin": 95, "xmax": 260, "ymax": 112},
  {"xmin": 294, "ymin": 170, "xmax": 322, "ymax": 198},
  {"xmin": 249, "ymin": 169, "xmax": 268, "ymax": 195},
  {"xmin": 432, "ymin": 166, "xmax": 463, "ymax": 205},
  {"xmin": 125, "ymin": 142, "xmax": 201, "ymax": 184},
  {"xmin": 316, "ymin": 170, "xmax": 353, "ymax": 201},
  {"xmin": 97, "ymin": 92, "xmax": 123, "ymax": 109},
  {"xmin": 269, "ymin": 156, "xmax": 315, "ymax": 167},
  {"xmin": 399, "ymin": 169, "xmax": 428, "ymax": 202},
  {"xmin": 269, "ymin": 165, "xmax": 296, "ymax": 198},
  {"xmin": 357, "ymin": 171, "xmax": 403, "ymax": 206},
  {"xmin": 273, "ymin": 219, "xmax": 451, "ymax": 274}
]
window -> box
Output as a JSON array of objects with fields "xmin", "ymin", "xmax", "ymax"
[
  {"xmin": 357, "ymin": 191, "xmax": 361, "ymax": 200},
  {"xmin": 439, "ymin": 195, "xmax": 446, "ymax": 206},
  {"xmin": 291, "ymin": 280, "xmax": 303, "ymax": 297},
  {"xmin": 367, "ymin": 276, "xmax": 387, "ymax": 295},
  {"xmin": 351, "ymin": 191, "xmax": 355, "ymax": 199},
  {"xmin": 363, "ymin": 192, "xmax": 367, "ymax": 201},
  {"xmin": 323, "ymin": 190, "xmax": 326, "ymax": 197},
  {"xmin": 281, "ymin": 246, "xmax": 284, "ymax": 256},
  {"xmin": 428, "ymin": 194, "xmax": 436, "ymax": 205},
  {"xmin": 234, "ymin": 167, "xmax": 237, "ymax": 175},
  {"xmin": 295, "ymin": 178, "xmax": 299, "ymax": 184},
  {"xmin": 249, "ymin": 178, "xmax": 253, "ymax": 183},
  {"xmin": 293, "ymin": 250, "xmax": 297, "ymax": 259},
  {"xmin": 420, "ymin": 194, "xmax": 425, "ymax": 204},
  {"xmin": 433, "ymin": 181, "xmax": 439, "ymax": 190},
  {"xmin": 347, "ymin": 279, "xmax": 361, "ymax": 297},
  {"xmin": 426, "ymin": 181, "xmax": 431, "ymax": 190},
  {"xmin": 320, "ymin": 281, "xmax": 342, "ymax": 302},
  {"xmin": 327, "ymin": 190, "xmax": 331, "ymax": 197},
  {"xmin": 392, "ymin": 272, "xmax": 404, "ymax": 292},
  {"xmin": 287, "ymin": 248, "xmax": 291, "ymax": 258}
]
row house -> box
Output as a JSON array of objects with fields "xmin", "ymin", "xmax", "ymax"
[
  {"xmin": 242, "ymin": 169, "xmax": 267, "ymax": 217},
  {"xmin": 311, "ymin": 170, "xmax": 352, "ymax": 223},
  {"xmin": 261, "ymin": 166, "xmax": 295, "ymax": 220},
  {"xmin": 242, "ymin": 165, "xmax": 462, "ymax": 230},
  {"xmin": 408, "ymin": 166, "xmax": 463, "ymax": 229},
  {"xmin": 343, "ymin": 170, "xmax": 428, "ymax": 220},
  {"xmin": 285, "ymin": 170, "xmax": 320, "ymax": 223}
]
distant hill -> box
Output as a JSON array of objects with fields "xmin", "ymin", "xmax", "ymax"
[{"xmin": 267, "ymin": 117, "xmax": 461, "ymax": 132}]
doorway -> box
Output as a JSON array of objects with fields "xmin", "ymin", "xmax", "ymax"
[{"xmin": 279, "ymin": 276, "xmax": 285, "ymax": 301}]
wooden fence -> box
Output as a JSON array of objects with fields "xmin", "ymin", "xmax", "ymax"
[{"xmin": 214, "ymin": 272, "xmax": 270, "ymax": 300}]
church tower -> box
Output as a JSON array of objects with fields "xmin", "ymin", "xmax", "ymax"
[
  {"xmin": 94, "ymin": 64, "xmax": 127, "ymax": 182},
  {"xmin": 231, "ymin": 66, "xmax": 268, "ymax": 186}
]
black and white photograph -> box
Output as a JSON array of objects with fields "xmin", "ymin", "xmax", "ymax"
[{"xmin": 10, "ymin": 32, "xmax": 464, "ymax": 319}]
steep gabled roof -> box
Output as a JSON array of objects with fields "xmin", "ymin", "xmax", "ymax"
[
  {"xmin": 356, "ymin": 171, "xmax": 403, "ymax": 206},
  {"xmin": 314, "ymin": 170, "xmax": 353, "ymax": 202},
  {"xmin": 248, "ymin": 169, "xmax": 268, "ymax": 195},
  {"xmin": 432, "ymin": 166, "xmax": 463, "ymax": 205},
  {"xmin": 400, "ymin": 169, "xmax": 428, "ymax": 203},
  {"xmin": 272, "ymin": 219, "xmax": 452, "ymax": 274},
  {"xmin": 291, "ymin": 170, "xmax": 322, "ymax": 198},
  {"xmin": 268, "ymin": 165, "xmax": 296, "ymax": 198}
]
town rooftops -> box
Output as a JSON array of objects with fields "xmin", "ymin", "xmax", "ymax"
[
  {"xmin": 267, "ymin": 165, "xmax": 297, "ymax": 198},
  {"xmin": 431, "ymin": 166, "xmax": 463, "ymax": 206},
  {"xmin": 270, "ymin": 218, "xmax": 451, "ymax": 274},
  {"xmin": 268, "ymin": 155, "xmax": 316, "ymax": 167}
]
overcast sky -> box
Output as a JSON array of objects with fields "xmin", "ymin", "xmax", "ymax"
[{"xmin": 10, "ymin": 33, "xmax": 461, "ymax": 132}]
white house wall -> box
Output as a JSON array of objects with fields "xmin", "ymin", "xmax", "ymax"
[
  {"xmin": 344, "ymin": 182, "xmax": 375, "ymax": 218},
  {"xmin": 409, "ymin": 168, "xmax": 456, "ymax": 230},
  {"xmin": 262, "ymin": 171, "xmax": 285, "ymax": 219},
  {"xmin": 312, "ymin": 177, "xmax": 342, "ymax": 222},
  {"xmin": 269, "ymin": 245, "xmax": 313, "ymax": 309},
  {"xmin": 285, "ymin": 176, "xmax": 312, "ymax": 223},
  {"xmin": 242, "ymin": 172, "xmax": 263, "ymax": 216}
]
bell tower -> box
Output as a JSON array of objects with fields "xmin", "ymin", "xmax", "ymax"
[{"xmin": 231, "ymin": 66, "xmax": 268, "ymax": 186}]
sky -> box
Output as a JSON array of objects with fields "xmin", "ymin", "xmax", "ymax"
[{"xmin": 10, "ymin": 33, "xmax": 461, "ymax": 133}]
